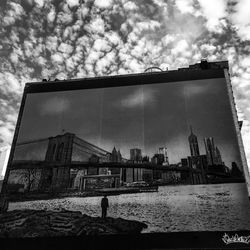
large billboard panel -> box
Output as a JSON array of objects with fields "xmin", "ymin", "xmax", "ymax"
[{"xmin": 1, "ymin": 68, "xmax": 250, "ymax": 249}]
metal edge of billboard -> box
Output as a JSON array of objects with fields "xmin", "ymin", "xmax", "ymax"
[
  {"xmin": 24, "ymin": 68, "xmax": 225, "ymax": 93},
  {"xmin": 224, "ymin": 69, "xmax": 250, "ymax": 197}
]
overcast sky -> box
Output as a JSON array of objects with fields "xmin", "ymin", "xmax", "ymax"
[
  {"xmin": 15, "ymin": 78, "xmax": 241, "ymax": 167},
  {"xmin": 0, "ymin": 0, "xmax": 249, "ymax": 169}
]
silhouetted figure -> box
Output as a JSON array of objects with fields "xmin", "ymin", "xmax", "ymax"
[{"xmin": 101, "ymin": 195, "xmax": 109, "ymax": 219}]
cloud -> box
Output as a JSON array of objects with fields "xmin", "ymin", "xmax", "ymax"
[
  {"xmin": 51, "ymin": 53, "xmax": 64, "ymax": 64},
  {"xmin": 58, "ymin": 42, "xmax": 74, "ymax": 54},
  {"xmin": 93, "ymin": 38, "xmax": 110, "ymax": 51},
  {"xmin": 66, "ymin": 0, "xmax": 79, "ymax": 8},
  {"xmin": 0, "ymin": 99, "xmax": 18, "ymax": 146},
  {"xmin": 120, "ymin": 88, "xmax": 156, "ymax": 108},
  {"xmin": 171, "ymin": 39, "xmax": 190, "ymax": 57},
  {"xmin": 161, "ymin": 34, "xmax": 176, "ymax": 46},
  {"xmin": 124, "ymin": 1, "xmax": 138, "ymax": 11},
  {"xmin": 34, "ymin": 0, "xmax": 44, "ymax": 8},
  {"xmin": 88, "ymin": 17, "xmax": 105, "ymax": 34},
  {"xmin": 200, "ymin": 44, "xmax": 216, "ymax": 54},
  {"xmin": 231, "ymin": 0, "xmax": 250, "ymax": 41},
  {"xmin": 198, "ymin": 0, "xmax": 227, "ymax": 33},
  {"xmin": 0, "ymin": 72, "xmax": 23, "ymax": 96},
  {"xmin": 175, "ymin": 0, "xmax": 195, "ymax": 14},
  {"xmin": 40, "ymin": 97, "xmax": 70, "ymax": 115},
  {"xmin": 0, "ymin": 125, "xmax": 14, "ymax": 145},
  {"xmin": 47, "ymin": 5, "xmax": 56, "ymax": 23},
  {"xmin": 94, "ymin": 0, "xmax": 113, "ymax": 9},
  {"xmin": 3, "ymin": 2, "xmax": 25, "ymax": 26}
]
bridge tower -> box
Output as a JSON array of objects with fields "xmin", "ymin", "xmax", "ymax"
[
  {"xmin": 45, "ymin": 133, "xmax": 75, "ymax": 163},
  {"xmin": 40, "ymin": 133, "xmax": 75, "ymax": 192}
]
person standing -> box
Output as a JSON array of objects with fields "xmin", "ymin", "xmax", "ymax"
[{"xmin": 101, "ymin": 195, "xmax": 109, "ymax": 219}]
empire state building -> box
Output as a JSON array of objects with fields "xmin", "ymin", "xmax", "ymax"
[{"xmin": 188, "ymin": 126, "xmax": 200, "ymax": 157}]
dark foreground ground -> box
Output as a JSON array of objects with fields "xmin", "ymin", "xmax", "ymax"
[
  {"xmin": 1, "ymin": 210, "xmax": 250, "ymax": 250},
  {"xmin": 0, "ymin": 209, "xmax": 147, "ymax": 237}
]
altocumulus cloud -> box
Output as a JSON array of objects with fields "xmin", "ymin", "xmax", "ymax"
[{"xmin": 0, "ymin": 0, "xmax": 250, "ymax": 170}]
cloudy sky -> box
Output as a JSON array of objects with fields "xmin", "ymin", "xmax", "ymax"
[
  {"xmin": 15, "ymin": 78, "xmax": 241, "ymax": 168},
  {"xmin": 0, "ymin": 0, "xmax": 250, "ymax": 169}
]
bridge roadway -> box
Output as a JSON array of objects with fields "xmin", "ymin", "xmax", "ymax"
[{"xmin": 10, "ymin": 160, "xmax": 202, "ymax": 173}]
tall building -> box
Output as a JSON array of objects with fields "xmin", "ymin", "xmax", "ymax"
[
  {"xmin": 0, "ymin": 146, "xmax": 11, "ymax": 179},
  {"xmin": 110, "ymin": 147, "xmax": 122, "ymax": 163},
  {"xmin": 181, "ymin": 158, "xmax": 188, "ymax": 167},
  {"xmin": 188, "ymin": 126, "xmax": 200, "ymax": 157},
  {"xmin": 117, "ymin": 150, "xmax": 122, "ymax": 162},
  {"xmin": 204, "ymin": 137, "xmax": 217, "ymax": 165},
  {"xmin": 151, "ymin": 153, "xmax": 165, "ymax": 165},
  {"xmin": 215, "ymin": 146, "xmax": 223, "ymax": 165},
  {"xmin": 130, "ymin": 148, "xmax": 142, "ymax": 163},
  {"xmin": 231, "ymin": 162, "xmax": 243, "ymax": 178},
  {"xmin": 204, "ymin": 137, "xmax": 224, "ymax": 166},
  {"xmin": 158, "ymin": 147, "xmax": 169, "ymax": 165}
]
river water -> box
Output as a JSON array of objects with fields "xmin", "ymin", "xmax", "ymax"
[{"xmin": 9, "ymin": 183, "xmax": 250, "ymax": 233}]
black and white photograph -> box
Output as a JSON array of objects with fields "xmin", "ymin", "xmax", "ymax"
[
  {"xmin": 0, "ymin": 1, "xmax": 250, "ymax": 248},
  {"xmin": 2, "ymin": 75, "xmax": 250, "ymax": 237}
]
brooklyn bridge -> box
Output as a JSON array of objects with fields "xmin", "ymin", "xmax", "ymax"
[{"xmin": 6, "ymin": 132, "xmax": 236, "ymax": 195}]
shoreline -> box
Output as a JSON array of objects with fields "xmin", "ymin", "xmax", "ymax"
[
  {"xmin": 6, "ymin": 179, "xmax": 245, "ymax": 202},
  {"xmin": 7, "ymin": 186, "xmax": 159, "ymax": 202}
]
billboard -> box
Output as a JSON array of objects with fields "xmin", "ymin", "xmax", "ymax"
[{"xmin": 1, "ymin": 66, "xmax": 250, "ymax": 249}]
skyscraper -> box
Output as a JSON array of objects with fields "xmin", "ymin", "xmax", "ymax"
[
  {"xmin": 188, "ymin": 126, "xmax": 200, "ymax": 157},
  {"xmin": 117, "ymin": 150, "xmax": 122, "ymax": 163},
  {"xmin": 204, "ymin": 137, "xmax": 224, "ymax": 166},
  {"xmin": 130, "ymin": 148, "xmax": 142, "ymax": 163},
  {"xmin": 204, "ymin": 137, "xmax": 217, "ymax": 165},
  {"xmin": 158, "ymin": 147, "xmax": 169, "ymax": 165},
  {"xmin": 110, "ymin": 147, "xmax": 122, "ymax": 162},
  {"xmin": 215, "ymin": 146, "xmax": 223, "ymax": 165}
]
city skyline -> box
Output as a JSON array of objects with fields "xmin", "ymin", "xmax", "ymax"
[
  {"xmin": 14, "ymin": 128, "xmax": 238, "ymax": 169},
  {"xmin": 14, "ymin": 127, "xmax": 229, "ymax": 167},
  {"xmin": 15, "ymin": 78, "xmax": 242, "ymax": 168}
]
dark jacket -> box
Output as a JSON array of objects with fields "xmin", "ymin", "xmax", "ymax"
[{"xmin": 101, "ymin": 197, "xmax": 109, "ymax": 209}]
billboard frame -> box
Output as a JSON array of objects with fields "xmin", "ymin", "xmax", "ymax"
[{"xmin": 1, "ymin": 66, "xmax": 250, "ymax": 250}]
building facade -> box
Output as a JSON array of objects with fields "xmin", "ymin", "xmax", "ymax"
[
  {"xmin": 130, "ymin": 148, "xmax": 142, "ymax": 163},
  {"xmin": 0, "ymin": 146, "xmax": 11, "ymax": 180},
  {"xmin": 188, "ymin": 127, "xmax": 200, "ymax": 157}
]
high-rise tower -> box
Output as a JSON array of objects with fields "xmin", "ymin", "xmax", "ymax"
[
  {"xmin": 188, "ymin": 126, "xmax": 200, "ymax": 157},
  {"xmin": 215, "ymin": 146, "xmax": 223, "ymax": 165},
  {"xmin": 158, "ymin": 147, "xmax": 169, "ymax": 165},
  {"xmin": 130, "ymin": 148, "xmax": 142, "ymax": 163},
  {"xmin": 204, "ymin": 137, "xmax": 216, "ymax": 165}
]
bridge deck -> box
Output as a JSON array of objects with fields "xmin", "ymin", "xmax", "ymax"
[{"xmin": 9, "ymin": 160, "xmax": 202, "ymax": 173}]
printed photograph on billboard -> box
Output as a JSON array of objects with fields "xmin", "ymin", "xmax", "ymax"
[{"xmin": 1, "ymin": 74, "xmax": 250, "ymax": 240}]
